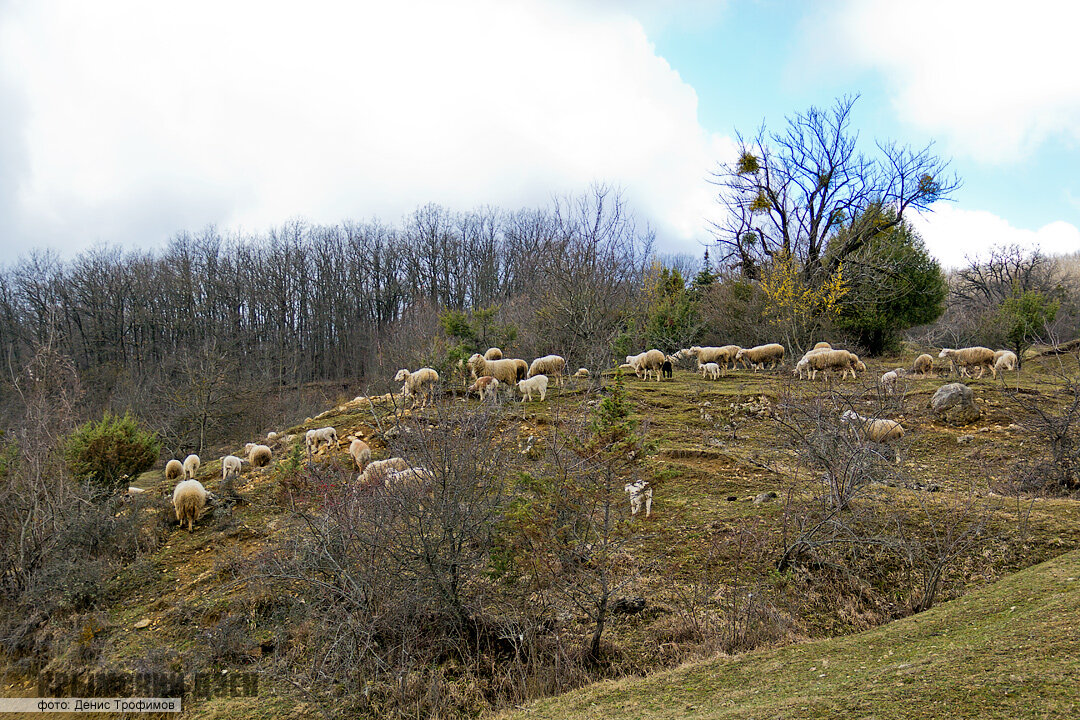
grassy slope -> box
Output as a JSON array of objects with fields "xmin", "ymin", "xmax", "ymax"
[{"xmin": 511, "ymin": 548, "xmax": 1080, "ymax": 720}]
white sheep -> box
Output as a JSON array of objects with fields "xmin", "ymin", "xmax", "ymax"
[
  {"xmin": 684, "ymin": 345, "xmax": 741, "ymax": 374},
  {"xmin": 467, "ymin": 354, "xmax": 525, "ymax": 386},
  {"xmin": 221, "ymin": 455, "xmax": 243, "ymax": 482},
  {"xmin": 484, "ymin": 347, "xmax": 503, "ymax": 360},
  {"xmin": 938, "ymin": 347, "xmax": 995, "ymax": 378},
  {"xmin": 840, "ymin": 410, "xmax": 905, "ymax": 462},
  {"xmin": 573, "ymin": 367, "xmax": 590, "ymax": 379},
  {"xmin": 880, "ymin": 369, "xmax": 908, "ymax": 396},
  {"xmin": 165, "ymin": 459, "xmax": 184, "ymax": 481},
  {"xmin": 811, "ymin": 341, "xmax": 832, "ymax": 351},
  {"xmin": 529, "ymin": 354, "xmax": 566, "ymax": 386},
  {"xmin": 516, "ymin": 374, "xmax": 549, "ymax": 402},
  {"xmin": 993, "ymin": 350, "xmax": 1018, "ymax": 377},
  {"xmin": 467, "ymin": 375, "xmax": 501, "ymax": 402},
  {"xmin": 348, "ymin": 439, "xmax": 371, "ymax": 471},
  {"xmin": 358, "ymin": 457, "xmax": 409, "ymax": 485},
  {"xmin": 266, "ymin": 431, "xmax": 279, "ymax": 442},
  {"xmin": 912, "ymin": 353, "xmax": 934, "ymax": 376},
  {"xmin": 624, "ymin": 480, "xmax": 652, "ymax": 518},
  {"xmin": 306, "ymin": 427, "xmax": 339, "ymax": 454},
  {"xmin": 628, "ymin": 349, "xmax": 666, "ymax": 381},
  {"xmin": 796, "ymin": 349, "xmax": 862, "ymax": 380},
  {"xmin": 172, "ymin": 479, "xmax": 210, "ymax": 532},
  {"xmin": 394, "ymin": 367, "xmax": 440, "ymax": 409},
  {"xmin": 183, "ymin": 454, "xmax": 201, "ymax": 480},
  {"xmin": 384, "ymin": 466, "xmax": 437, "ymax": 489},
  {"xmin": 736, "ymin": 344, "xmax": 785, "ymax": 371},
  {"xmin": 248, "ymin": 444, "xmax": 272, "ymax": 468},
  {"xmin": 700, "ymin": 362, "xmax": 721, "ymax": 380}
]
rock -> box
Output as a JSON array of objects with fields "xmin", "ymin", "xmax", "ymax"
[
  {"xmin": 754, "ymin": 491, "xmax": 779, "ymax": 504},
  {"xmin": 930, "ymin": 383, "xmax": 982, "ymax": 426},
  {"xmin": 957, "ymin": 435, "xmax": 974, "ymax": 444},
  {"xmin": 726, "ymin": 495, "xmax": 737, "ymax": 501},
  {"xmin": 610, "ymin": 596, "xmax": 647, "ymax": 615},
  {"xmin": 133, "ymin": 618, "xmax": 151, "ymax": 629}
]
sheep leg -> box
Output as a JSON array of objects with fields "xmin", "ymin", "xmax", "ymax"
[{"xmin": 644, "ymin": 494, "xmax": 652, "ymax": 518}]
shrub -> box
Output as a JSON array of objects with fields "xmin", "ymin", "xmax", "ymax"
[{"xmin": 63, "ymin": 412, "xmax": 160, "ymax": 489}]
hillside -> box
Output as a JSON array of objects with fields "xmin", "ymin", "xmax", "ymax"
[
  {"xmin": 3, "ymin": 350, "xmax": 1080, "ymax": 718},
  {"xmin": 510, "ymin": 547, "xmax": 1080, "ymax": 719}
]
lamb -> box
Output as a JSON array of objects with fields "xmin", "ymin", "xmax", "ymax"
[
  {"xmin": 165, "ymin": 459, "xmax": 184, "ymax": 481},
  {"xmin": 467, "ymin": 354, "xmax": 525, "ymax": 387},
  {"xmin": 221, "ymin": 455, "xmax": 243, "ymax": 482},
  {"xmin": 484, "ymin": 347, "xmax": 503, "ymax": 360},
  {"xmin": 172, "ymin": 479, "xmax": 210, "ymax": 532},
  {"xmin": 394, "ymin": 367, "xmax": 440, "ymax": 409},
  {"xmin": 306, "ymin": 426, "xmax": 339, "ymax": 453},
  {"xmin": 358, "ymin": 457, "xmax": 409, "ymax": 485},
  {"xmin": 880, "ymin": 369, "xmax": 909, "ymax": 396},
  {"xmin": 618, "ymin": 363, "xmax": 637, "ymax": 374},
  {"xmin": 795, "ymin": 349, "xmax": 862, "ymax": 380},
  {"xmin": 662, "ymin": 359, "xmax": 673, "ymax": 379},
  {"xmin": 467, "ymin": 375, "xmax": 501, "ymax": 402},
  {"xmin": 529, "ymin": 354, "xmax": 566, "ymax": 387},
  {"xmin": 516, "ymin": 374, "xmax": 549, "ymax": 402},
  {"xmin": 912, "ymin": 353, "xmax": 934, "ymax": 376},
  {"xmin": 736, "ymin": 343, "xmax": 786, "ymax": 371},
  {"xmin": 993, "ymin": 350, "xmax": 1018, "ymax": 377},
  {"xmin": 348, "ymin": 439, "xmax": 371, "ymax": 471},
  {"xmin": 938, "ymin": 347, "xmax": 995, "ymax": 378},
  {"xmin": 183, "ymin": 454, "xmax": 200, "ymax": 479},
  {"xmin": 628, "ymin": 349, "xmax": 666, "ymax": 381},
  {"xmin": 624, "ymin": 480, "xmax": 652, "ymax": 518},
  {"xmin": 573, "ymin": 367, "xmax": 590, "ymax": 379},
  {"xmin": 244, "ymin": 444, "xmax": 270, "ymax": 468},
  {"xmin": 684, "ymin": 345, "xmax": 741, "ymax": 373},
  {"xmin": 700, "ymin": 362, "xmax": 721, "ymax": 380},
  {"xmin": 840, "ymin": 409, "xmax": 905, "ymax": 447}
]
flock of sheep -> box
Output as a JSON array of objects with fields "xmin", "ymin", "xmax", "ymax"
[{"xmin": 157, "ymin": 341, "xmax": 1020, "ymax": 532}]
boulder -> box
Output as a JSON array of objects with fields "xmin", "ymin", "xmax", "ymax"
[{"xmin": 930, "ymin": 383, "xmax": 982, "ymax": 426}]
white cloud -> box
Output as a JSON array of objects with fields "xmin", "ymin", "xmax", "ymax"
[
  {"xmin": 0, "ymin": 0, "xmax": 731, "ymax": 260},
  {"xmin": 912, "ymin": 203, "xmax": 1080, "ymax": 269},
  {"xmin": 813, "ymin": 0, "xmax": 1080, "ymax": 162}
]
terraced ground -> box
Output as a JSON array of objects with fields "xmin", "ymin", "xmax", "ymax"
[{"xmin": 2, "ymin": 349, "xmax": 1079, "ymax": 719}]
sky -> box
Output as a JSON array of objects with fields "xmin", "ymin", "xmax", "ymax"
[{"xmin": 0, "ymin": 0, "xmax": 1077, "ymax": 268}]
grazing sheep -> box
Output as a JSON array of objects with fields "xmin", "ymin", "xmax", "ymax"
[
  {"xmin": 736, "ymin": 343, "xmax": 786, "ymax": 371},
  {"xmin": 624, "ymin": 480, "xmax": 652, "ymax": 518},
  {"xmin": 358, "ymin": 457, "xmax": 409, "ymax": 485},
  {"xmin": 700, "ymin": 362, "xmax": 722, "ymax": 380},
  {"xmin": 266, "ymin": 431, "xmax": 279, "ymax": 442},
  {"xmin": 573, "ymin": 367, "xmax": 590, "ymax": 378},
  {"xmin": 467, "ymin": 354, "xmax": 526, "ymax": 386},
  {"xmin": 248, "ymin": 444, "xmax": 272, "ymax": 468},
  {"xmin": 840, "ymin": 409, "xmax": 905, "ymax": 450},
  {"xmin": 529, "ymin": 354, "xmax": 566, "ymax": 387},
  {"xmin": 812, "ymin": 341, "xmax": 832, "ymax": 351},
  {"xmin": 618, "ymin": 363, "xmax": 637, "ymax": 374},
  {"xmin": 306, "ymin": 426, "xmax": 339, "ymax": 453},
  {"xmin": 795, "ymin": 349, "xmax": 860, "ymax": 380},
  {"xmin": 221, "ymin": 455, "xmax": 243, "ymax": 482},
  {"xmin": 993, "ymin": 350, "xmax": 1018, "ymax": 377},
  {"xmin": 484, "ymin": 347, "xmax": 503, "ymax": 360},
  {"xmin": 684, "ymin": 345, "xmax": 741, "ymax": 373},
  {"xmin": 165, "ymin": 459, "xmax": 184, "ymax": 481},
  {"xmin": 938, "ymin": 347, "xmax": 995, "ymax": 378},
  {"xmin": 348, "ymin": 439, "xmax": 371, "ymax": 471},
  {"xmin": 662, "ymin": 359, "xmax": 673, "ymax": 379},
  {"xmin": 912, "ymin": 353, "xmax": 934, "ymax": 376},
  {"xmin": 384, "ymin": 466, "xmax": 437, "ymax": 489},
  {"xmin": 172, "ymin": 479, "xmax": 210, "ymax": 532},
  {"xmin": 394, "ymin": 367, "xmax": 440, "ymax": 409},
  {"xmin": 880, "ymin": 369, "xmax": 908, "ymax": 396},
  {"xmin": 628, "ymin": 349, "xmax": 666, "ymax": 381},
  {"xmin": 183, "ymin": 454, "xmax": 200, "ymax": 480},
  {"xmin": 468, "ymin": 375, "xmax": 501, "ymax": 402},
  {"xmin": 516, "ymin": 374, "xmax": 549, "ymax": 402}
]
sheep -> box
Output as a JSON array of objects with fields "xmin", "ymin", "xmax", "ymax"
[
  {"xmin": 795, "ymin": 349, "xmax": 862, "ymax": 380},
  {"xmin": 938, "ymin": 347, "xmax": 995, "ymax": 378},
  {"xmin": 662, "ymin": 359, "xmax": 673, "ymax": 379},
  {"xmin": 736, "ymin": 343, "xmax": 785, "ymax": 371},
  {"xmin": 700, "ymin": 362, "xmax": 721, "ymax": 380},
  {"xmin": 384, "ymin": 466, "xmax": 437, "ymax": 489},
  {"xmin": 484, "ymin": 347, "xmax": 503, "ymax": 360},
  {"xmin": 468, "ymin": 375, "xmax": 501, "ymax": 402},
  {"xmin": 165, "ymin": 459, "xmax": 184, "ymax": 481},
  {"xmin": 394, "ymin": 367, "xmax": 440, "ymax": 409},
  {"xmin": 993, "ymin": 349, "xmax": 1018, "ymax": 377},
  {"xmin": 358, "ymin": 457, "xmax": 409, "ymax": 485},
  {"xmin": 348, "ymin": 439, "xmax": 371, "ymax": 471},
  {"xmin": 812, "ymin": 341, "xmax": 832, "ymax": 351},
  {"xmin": 266, "ymin": 431, "xmax": 279, "ymax": 442},
  {"xmin": 306, "ymin": 427, "xmax": 339, "ymax": 454},
  {"xmin": 172, "ymin": 479, "xmax": 210, "ymax": 532},
  {"xmin": 628, "ymin": 349, "xmax": 666, "ymax": 381},
  {"xmin": 624, "ymin": 480, "xmax": 652, "ymax": 518},
  {"xmin": 880, "ymin": 369, "xmax": 909, "ymax": 396},
  {"xmin": 912, "ymin": 353, "xmax": 934, "ymax": 376},
  {"xmin": 684, "ymin": 345, "xmax": 741, "ymax": 373},
  {"xmin": 221, "ymin": 455, "xmax": 243, "ymax": 482},
  {"xmin": 516, "ymin": 374, "xmax": 549, "ymax": 402},
  {"xmin": 618, "ymin": 363, "xmax": 637, "ymax": 374},
  {"xmin": 529, "ymin": 354, "xmax": 566, "ymax": 387},
  {"xmin": 573, "ymin": 367, "xmax": 590, "ymax": 379},
  {"xmin": 467, "ymin": 354, "xmax": 525, "ymax": 387},
  {"xmin": 183, "ymin": 454, "xmax": 200, "ymax": 479},
  {"xmin": 840, "ymin": 409, "xmax": 905, "ymax": 449}
]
